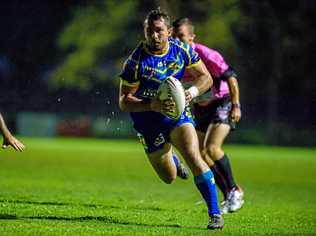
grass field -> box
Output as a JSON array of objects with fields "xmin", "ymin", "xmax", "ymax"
[{"xmin": 0, "ymin": 137, "xmax": 315, "ymax": 235}]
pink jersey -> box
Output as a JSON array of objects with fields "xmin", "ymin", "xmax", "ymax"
[{"xmin": 183, "ymin": 42, "xmax": 230, "ymax": 104}]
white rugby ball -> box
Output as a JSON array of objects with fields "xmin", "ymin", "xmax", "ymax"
[{"xmin": 157, "ymin": 76, "xmax": 186, "ymax": 120}]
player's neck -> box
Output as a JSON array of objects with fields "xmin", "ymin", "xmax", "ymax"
[{"xmin": 146, "ymin": 42, "xmax": 169, "ymax": 55}]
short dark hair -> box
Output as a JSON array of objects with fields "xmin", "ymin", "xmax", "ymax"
[
  {"xmin": 172, "ymin": 17, "xmax": 194, "ymax": 35},
  {"xmin": 144, "ymin": 8, "xmax": 171, "ymax": 28}
]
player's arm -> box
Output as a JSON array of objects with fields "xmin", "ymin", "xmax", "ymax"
[
  {"xmin": 185, "ymin": 61, "xmax": 213, "ymax": 103},
  {"xmin": 227, "ymin": 76, "xmax": 241, "ymax": 122},
  {"xmin": 119, "ymin": 80, "xmax": 174, "ymax": 113},
  {"xmin": 0, "ymin": 113, "xmax": 25, "ymax": 151}
]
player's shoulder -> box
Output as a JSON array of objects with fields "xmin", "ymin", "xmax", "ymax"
[
  {"xmin": 169, "ymin": 37, "xmax": 191, "ymax": 53},
  {"xmin": 125, "ymin": 41, "xmax": 145, "ymax": 65},
  {"xmin": 129, "ymin": 41, "xmax": 145, "ymax": 60},
  {"xmin": 194, "ymin": 42, "xmax": 223, "ymax": 57}
]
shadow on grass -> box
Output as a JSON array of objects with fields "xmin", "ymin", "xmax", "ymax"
[
  {"xmin": 0, "ymin": 213, "xmax": 182, "ymax": 229},
  {"xmin": 0, "ymin": 199, "xmax": 163, "ymax": 212}
]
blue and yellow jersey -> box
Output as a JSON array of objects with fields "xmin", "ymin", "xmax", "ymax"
[{"xmin": 120, "ymin": 37, "xmax": 201, "ymax": 101}]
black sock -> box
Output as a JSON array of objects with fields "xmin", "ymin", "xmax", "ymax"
[
  {"xmin": 215, "ymin": 154, "xmax": 237, "ymax": 190},
  {"xmin": 211, "ymin": 165, "xmax": 229, "ymax": 199}
]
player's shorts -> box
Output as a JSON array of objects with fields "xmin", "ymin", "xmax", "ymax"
[
  {"xmin": 192, "ymin": 96, "xmax": 236, "ymax": 133},
  {"xmin": 132, "ymin": 107, "xmax": 195, "ymax": 154}
]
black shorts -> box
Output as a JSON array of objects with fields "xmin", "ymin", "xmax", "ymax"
[{"xmin": 193, "ymin": 97, "xmax": 236, "ymax": 133}]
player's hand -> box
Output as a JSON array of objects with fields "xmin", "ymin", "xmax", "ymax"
[
  {"xmin": 2, "ymin": 135, "xmax": 25, "ymax": 152},
  {"xmin": 230, "ymin": 107, "xmax": 241, "ymax": 123},
  {"xmin": 184, "ymin": 90, "xmax": 193, "ymax": 105},
  {"xmin": 151, "ymin": 98, "xmax": 175, "ymax": 114}
]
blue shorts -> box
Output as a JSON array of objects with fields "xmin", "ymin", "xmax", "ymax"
[{"xmin": 131, "ymin": 107, "xmax": 195, "ymax": 153}]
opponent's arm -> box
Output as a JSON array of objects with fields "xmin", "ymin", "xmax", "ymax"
[
  {"xmin": 119, "ymin": 80, "xmax": 174, "ymax": 113},
  {"xmin": 0, "ymin": 113, "xmax": 25, "ymax": 151},
  {"xmin": 227, "ymin": 76, "xmax": 241, "ymax": 122},
  {"xmin": 185, "ymin": 61, "xmax": 213, "ymax": 103}
]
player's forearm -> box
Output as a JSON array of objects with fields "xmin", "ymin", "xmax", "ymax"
[
  {"xmin": 0, "ymin": 114, "xmax": 11, "ymax": 137},
  {"xmin": 188, "ymin": 74, "xmax": 213, "ymax": 98},
  {"xmin": 195, "ymin": 74, "xmax": 213, "ymax": 94},
  {"xmin": 119, "ymin": 94, "xmax": 152, "ymax": 112},
  {"xmin": 227, "ymin": 76, "xmax": 240, "ymax": 105}
]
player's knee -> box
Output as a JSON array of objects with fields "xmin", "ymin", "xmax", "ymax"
[
  {"xmin": 201, "ymin": 149, "xmax": 208, "ymax": 160},
  {"xmin": 205, "ymin": 144, "xmax": 221, "ymax": 158},
  {"xmin": 201, "ymin": 149, "xmax": 214, "ymax": 166},
  {"xmin": 161, "ymin": 175, "xmax": 176, "ymax": 184},
  {"xmin": 182, "ymin": 145, "xmax": 198, "ymax": 160}
]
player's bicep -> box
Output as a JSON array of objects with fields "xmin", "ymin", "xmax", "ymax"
[{"xmin": 186, "ymin": 60, "xmax": 211, "ymax": 81}]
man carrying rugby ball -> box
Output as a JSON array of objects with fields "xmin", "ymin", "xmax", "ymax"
[{"xmin": 118, "ymin": 9, "xmax": 224, "ymax": 229}]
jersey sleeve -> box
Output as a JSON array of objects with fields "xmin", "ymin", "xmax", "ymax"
[
  {"xmin": 220, "ymin": 66, "xmax": 238, "ymax": 81},
  {"xmin": 119, "ymin": 43, "xmax": 143, "ymax": 87},
  {"xmin": 119, "ymin": 57, "xmax": 140, "ymax": 87}
]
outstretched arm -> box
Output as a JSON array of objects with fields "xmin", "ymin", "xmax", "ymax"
[{"xmin": 0, "ymin": 113, "xmax": 25, "ymax": 151}]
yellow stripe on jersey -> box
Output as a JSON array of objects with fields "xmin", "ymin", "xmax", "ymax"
[
  {"xmin": 186, "ymin": 59, "xmax": 201, "ymax": 69},
  {"xmin": 120, "ymin": 78, "xmax": 140, "ymax": 87}
]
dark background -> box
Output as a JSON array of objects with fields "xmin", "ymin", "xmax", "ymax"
[{"xmin": 0, "ymin": 0, "xmax": 315, "ymax": 146}]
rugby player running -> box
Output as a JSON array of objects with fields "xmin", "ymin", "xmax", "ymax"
[
  {"xmin": 119, "ymin": 9, "xmax": 224, "ymax": 229},
  {"xmin": 172, "ymin": 17, "xmax": 244, "ymax": 213}
]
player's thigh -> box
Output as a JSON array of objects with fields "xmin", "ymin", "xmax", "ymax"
[
  {"xmin": 196, "ymin": 128, "xmax": 215, "ymax": 166},
  {"xmin": 170, "ymin": 123, "xmax": 209, "ymax": 175},
  {"xmin": 205, "ymin": 123, "xmax": 230, "ymax": 147},
  {"xmin": 147, "ymin": 143, "xmax": 176, "ymax": 183},
  {"xmin": 204, "ymin": 123, "xmax": 230, "ymax": 160}
]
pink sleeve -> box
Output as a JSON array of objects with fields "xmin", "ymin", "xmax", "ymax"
[{"xmin": 196, "ymin": 44, "xmax": 229, "ymax": 78}]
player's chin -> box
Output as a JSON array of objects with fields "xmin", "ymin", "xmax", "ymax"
[{"xmin": 150, "ymin": 42, "xmax": 163, "ymax": 50}]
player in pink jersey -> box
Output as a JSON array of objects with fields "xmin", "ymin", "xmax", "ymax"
[
  {"xmin": 172, "ymin": 18, "xmax": 244, "ymax": 214},
  {"xmin": 0, "ymin": 112, "xmax": 25, "ymax": 151}
]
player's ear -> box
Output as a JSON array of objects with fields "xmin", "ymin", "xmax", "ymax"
[{"xmin": 192, "ymin": 33, "xmax": 196, "ymax": 41}]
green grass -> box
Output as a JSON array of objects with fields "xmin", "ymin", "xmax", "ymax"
[{"xmin": 0, "ymin": 137, "xmax": 315, "ymax": 235}]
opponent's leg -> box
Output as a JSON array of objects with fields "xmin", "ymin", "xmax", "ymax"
[
  {"xmin": 170, "ymin": 123, "xmax": 223, "ymax": 229},
  {"xmin": 204, "ymin": 123, "xmax": 244, "ymax": 213},
  {"xmin": 204, "ymin": 123, "xmax": 236, "ymax": 190}
]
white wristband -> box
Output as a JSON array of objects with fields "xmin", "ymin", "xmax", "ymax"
[{"xmin": 187, "ymin": 86, "xmax": 199, "ymax": 99}]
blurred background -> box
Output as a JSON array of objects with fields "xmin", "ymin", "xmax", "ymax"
[{"xmin": 0, "ymin": 0, "xmax": 315, "ymax": 146}]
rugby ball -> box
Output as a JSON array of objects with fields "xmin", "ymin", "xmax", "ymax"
[{"xmin": 157, "ymin": 76, "xmax": 186, "ymax": 120}]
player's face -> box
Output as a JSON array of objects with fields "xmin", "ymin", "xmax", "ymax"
[
  {"xmin": 144, "ymin": 18, "xmax": 170, "ymax": 52},
  {"xmin": 172, "ymin": 24, "xmax": 194, "ymax": 44}
]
